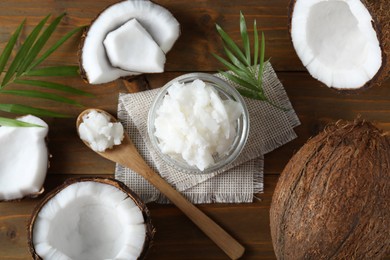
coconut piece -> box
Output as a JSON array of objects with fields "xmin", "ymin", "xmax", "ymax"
[
  {"xmin": 78, "ymin": 110, "xmax": 124, "ymax": 152},
  {"xmin": 289, "ymin": 0, "xmax": 389, "ymax": 91},
  {"xmin": 28, "ymin": 177, "xmax": 155, "ymax": 260},
  {"xmin": 270, "ymin": 120, "xmax": 390, "ymax": 259},
  {"xmin": 0, "ymin": 115, "xmax": 48, "ymax": 201},
  {"xmin": 104, "ymin": 19, "xmax": 166, "ymax": 73},
  {"xmin": 80, "ymin": 0, "xmax": 180, "ymax": 84}
]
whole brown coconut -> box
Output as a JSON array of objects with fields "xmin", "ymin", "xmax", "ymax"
[
  {"xmin": 270, "ymin": 120, "xmax": 390, "ymax": 259},
  {"xmin": 28, "ymin": 177, "xmax": 155, "ymax": 260}
]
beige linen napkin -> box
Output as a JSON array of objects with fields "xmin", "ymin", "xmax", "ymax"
[{"xmin": 115, "ymin": 62, "xmax": 300, "ymax": 203}]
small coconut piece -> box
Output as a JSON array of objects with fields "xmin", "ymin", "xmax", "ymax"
[
  {"xmin": 289, "ymin": 0, "xmax": 389, "ymax": 91},
  {"xmin": 28, "ymin": 177, "xmax": 155, "ymax": 260},
  {"xmin": 78, "ymin": 110, "xmax": 124, "ymax": 152},
  {"xmin": 0, "ymin": 115, "xmax": 48, "ymax": 201},
  {"xmin": 104, "ymin": 19, "xmax": 166, "ymax": 73},
  {"xmin": 80, "ymin": 0, "xmax": 180, "ymax": 84}
]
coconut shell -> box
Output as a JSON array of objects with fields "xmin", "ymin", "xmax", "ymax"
[
  {"xmin": 27, "ymin": 177, "xmax": 155, "ymax": 260},
  {"xmin": 288, "ymin": 0, "xmax": 390, "ymax": 92},
  {"xmin": 270, "ymin": 120, "xmax": 390, "ymax": 259}
]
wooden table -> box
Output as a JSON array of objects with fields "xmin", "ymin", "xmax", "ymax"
[{"xmin": 0, "ymin": 1, "xmax": 389, "ymax": 259}]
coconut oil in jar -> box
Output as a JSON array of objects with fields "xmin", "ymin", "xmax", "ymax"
[{"xmin": 152, "ymin": 78, "xmax": 245, "ymax": 171}]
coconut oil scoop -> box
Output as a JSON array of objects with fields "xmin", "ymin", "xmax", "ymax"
[{"xmin": 76, "ymin": 108, "xmax": 245, "ymax": 260}]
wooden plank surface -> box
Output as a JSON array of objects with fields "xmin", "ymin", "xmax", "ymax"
[{"xmin": 0, "ymin": 0, "xmax": 389, "ymax": 259}]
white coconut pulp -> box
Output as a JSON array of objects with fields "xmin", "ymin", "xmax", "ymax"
[
  {"xmin": 32, "ymin": 181, "xmax": 146, "ymax": 260},
  {"xmin": 104, "ymin": 19, "xmax": 166, "ymax": 73},
  {"xmin": 0, "ymin": 115, "xmax": 48, "ymax": 201},
  {"xmin": 154, "ymin": 79, "xmax": 243, "ymax": 171},
  {"xmin": 78, "ymin": 110, "xmax": 124, "ymax": 152},
  {"xmin": 82, "ymin": 0, "xmax": 180, "ymax": 84},
  {"xmin": 291, "ymin": 0, "xmax": 382, "ymax": 89}
]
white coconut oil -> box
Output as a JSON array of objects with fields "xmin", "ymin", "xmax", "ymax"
[
  {"xmin": 153, "ymin": 79, "xmax": 243, "ymax": 171},
  {"xmin": 78, "ymin": 110, "xmax": 124, "ymax": 152}
]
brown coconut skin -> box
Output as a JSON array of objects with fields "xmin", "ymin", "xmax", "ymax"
[
  {"xmin": 28, "ymin": 177, "xmax": 155, "ymax": 260},
  {"xmin": 288, "ymin": 0, "xmax": 389, "ymax": 93},
  {"xmin": 270, "ymin": 121, "xmax": 390, "ymax": 259}
]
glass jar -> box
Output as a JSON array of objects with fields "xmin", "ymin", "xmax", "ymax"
[{"xmin": 147, "ymin": 72, "xmax": 249, "ymax": 174}]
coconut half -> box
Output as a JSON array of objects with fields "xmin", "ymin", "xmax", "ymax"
[
  {"xmin": 28, "ymin": 177, "xmax": 155, "ymax": 260},
  {"xmin": 0, "ymin": 115, "xmax": 48, "ymax": 201},
  {"xmin": 80, "ymin": 0, "xmax": 180, "ymax": 84},
  {"xmin": 289, "ymin": 0, "xmax": 389, "ymax": 91}
]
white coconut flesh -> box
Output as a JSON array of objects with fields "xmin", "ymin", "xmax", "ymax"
[
  {"xmin": 291, "ymin": 0, "xmax": 382, "ymax": 89},
  {"xmin": 32, "ymin": 181, "xmax": 146, "ymax": 260},
  {"xmin": 104, "ymin": 19, "xmax": 166, "ymax": 73},
  {"xmin": 0, "ymin": 115, "xmax": 48, "ymax": 201},
  {"xmin": 82, "ymin": 0, "xmax": 180, "ymax": 84}
]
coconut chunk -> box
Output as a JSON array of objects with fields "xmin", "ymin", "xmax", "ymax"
[
  {"xmin": 290, "ymin": 0, "xmax": 383, "ymax": 90},
  {"xmin": 31, "ymin": 180, "xmax": 152, "ymax": 260},
  {"xmin": 104, "ymin": 19, "xmax": 166, "ymax": 73},
  {"xmin": 80, "ymin": 0, "xmax": 180, "ymax": 84},
  {"xmin": 0, "ymin": 115, "xmax": 48, "ymax": 201}
]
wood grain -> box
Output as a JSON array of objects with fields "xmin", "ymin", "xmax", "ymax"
[{"xmin": 0, "ymin": 0, "xmax": 389, "ymax": 259}]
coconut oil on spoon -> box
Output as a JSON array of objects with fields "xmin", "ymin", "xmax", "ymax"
[{"xmin": 76, "ymin": 108, "xmax": 245, "ymax": 260}]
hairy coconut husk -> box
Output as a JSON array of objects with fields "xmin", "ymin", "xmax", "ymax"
[
  {"xmin": 270, "ymin": 120, "xmax": 390, "ymax": 259},
  {"xmin": 27, "ymin": 177, "xmax": 155, "ymax": 260},
  {"xmin": 288, "ymin": 0, "xmax": 389, "ymax": 92}
]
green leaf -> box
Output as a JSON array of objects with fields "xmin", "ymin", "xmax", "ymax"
[
  {"xmin": 213, "ymin": 53, "xmax": 259, "ymax": 87},
  {"xmin": 2, "ymin": 15, "xmax": 50, "ymax": 86},
  {"xmin": 17, "ymin": 13, "xmax": 65, "ymax": 76},
  {"xmin": 24, "ymin": 66, "xmax": 79, "ymax": 76},
  {"xmin": 0, "ymin": 104, "xmax": 70, "ymax": 118},
  {"xmin": 222, "ymin": 44, "xmax": 252, "ymax": 77},
  {"xmin": 0, "ymin": 116, "xmax": 43, "ymax": 127},
  {"xmin": 220, "ymin": 71, "xmax": 258, "ymax": 92},
  {"xmin": 14, "ymin": 79, "xmax": 93, "ymax": 97},
  {"xmin": 1, "ymin": 89, "xmax": 82, "ymax": 107},
  {"xmin": 258, "ymin": 32, "xmax": 265, "ymax": 86},
  {"xmin": 240, "ymin": 12, "xmax": 251, "ymax": 65},
  {"xmin": 236, "ymin": 88, "xmax": 263, "ymax": 100},
  {"xmin": 216, "ymin": 24, "xmax": 248, "ymax": 66},
  {"xmin": 253, "ymin": 20, "xmax": 259, "ymax": 72},
  {"xmin": 0, "ymin": 20, "xmax": 25, "ymax": 79},
  {"xmin": 29, "ymin": 25, "xmax": 85, "ymax": 70}
]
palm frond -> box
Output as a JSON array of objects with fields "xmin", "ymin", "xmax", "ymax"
[
  {"xmin": 0, "ymin": 14, "xmax": 91, "ymax": 126},
  {"xmin": 214, "ymin": 12, "xmax": 286, "ymax": 110},
  {"xmin": 0, "ymin": 116, "xmax": 43, "ymax": 127},
  {"xmin": 0, "ymin": 104, "xmax": 70, "ymax": 118}
]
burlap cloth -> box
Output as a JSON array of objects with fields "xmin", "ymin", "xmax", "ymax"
[{"xmin": 115, "ymin": 62, "xmax": 300, "ymax": 203}]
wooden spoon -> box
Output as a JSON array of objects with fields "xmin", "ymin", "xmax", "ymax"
[{"xmin": 76, "ymin": 108, "xmax": 245, "ymax": 260}]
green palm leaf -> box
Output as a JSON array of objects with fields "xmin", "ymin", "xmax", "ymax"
[
  {"xmin": 0, "ymin": 104, "xmax": 69, "ymax": 118},
  {"xmin": 0, "ymin": 14, "xmax": 90, "ymax": 126},
  {"xmin": 24, "ymin": 66, "xmax": 79, "ymax": 77},
  {"xmin": 1, "ymin": 89, "xmax": 82, "ymax": 107},
  {"xmin": 239, "ymin": 11, "xmax": 251, "ymax": 65},
  {"xmin": 0, "ymin": 116, "xmax": 43, "ymax": 127},
  {"xmin": 28, "ymin": 25, "xmax": 85, "ymax": 70},
  {"xmin": 2, "ymin": 15, "xmax": 49, "ymax": 86},
  {"xmin": 14, "ymin": 79, "xmax": 92, "ymax": 96},
  {"xmin": 0, "ymin": 20, "xmax": 25, "ymax": 79},
  {"xmin": 213, "ymin": 12, "xmax": 286, "ymax": 110},
  {"xmin": 17, "ymin": 13, "xmax": 65, "ymax": 76}
]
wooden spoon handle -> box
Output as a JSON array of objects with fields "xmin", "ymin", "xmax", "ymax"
[
  {"xmin": 103, "ymin": 138, "xmax": 245, "ymax": 259},
  {"xmin": 144, "ymin": 167, "xmax": 245, "ymax": 260}
]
